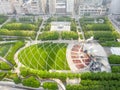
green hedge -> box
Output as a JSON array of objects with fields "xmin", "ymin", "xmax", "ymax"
[
  {"xmin": 44, "ymin": 23, "xmax": 51, "ymax": 31},
  {"xmin": 20, "ymin": 67, "xmax": 120, "ymax": 81},
  {"xmin": 81, "ymin": 72, "xmax": 120, "ymax": 81},
  {"xmin": 93, "ymin": 31, "xmax": 115, "ymax": 40},
  {"xmin": 0, "ymin": 62, "xmax": 11, "ymax": 70},
  {"xmin": 61, "ymin": 31, "xmax": 78, "ymax": 40},
  {"xmin": 38, "ymin": 31, "xmax": 59, "ymax": 40},
  {"xmin": 86, "ymin": 24, "xmax": 111, "ymax": 31},
  {"xmin": 22, "ymin": 76, "xmax": 40, "ymax": 88},
  {"xmin": 0, "ymin": 29, "xmax": 35, "ymax": 37},
  {"xmin": 0, "ymin": 72, "xmax": 6, "ymax": 80},
  {"xmin": 85, "ymin": 31, "xmax": 116, "ymax": 41},
  {"xmin": 20, "ymin": 67, "xmax": 80, "ymax": 80},
  {"xmin": 0, "ymin": 15, "xmax": 8, "ymax": 24},
  {"xmin": 112, "ymin": 66, "xmax": 120, "ymax": 73},
  {"xmin": 71, "ymin": 20, "xmax": 77, "ymax": 32},
  {"xmin": 13, "ymin": 76, "xmax": 21, "ymax": 84},
  {"xmin": 2, "ymin": 23, "xmax": 36, "ymax": 30},
  {"xmin": 39, "ymin": 31, "xmax": 78, "ymax": 40},
  {"xmin": 108, "ymin": 55, "xmax": 120, "ymax": 64},
  {"xmin": 43, "ymin": 82, "xmax": 58, "ymax": 90},
  {"xmin": 67, "ymin": 79, "xmax": 120, "ymax": 90},
  {"xmin": 101, "ymin": 41, "xmax": 120, "ymax": 47},
  {"xmin": 5, "ymin": 41, "xmax": 25, "ymax": 65}
]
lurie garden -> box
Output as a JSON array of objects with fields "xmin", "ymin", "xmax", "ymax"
[{"xmin": 0, "ymin": 15, "xmax": 120, "ymax": 90}]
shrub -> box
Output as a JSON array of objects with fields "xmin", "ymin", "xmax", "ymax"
[
  {"xmin": 43, "ymin": 82, "xmax": 58, "ymax": 90},
  {"xmin": 86, "ymin": 24, "xmax": 111, "ymax": 31},
  {"xmin": 0, "ymin": 15, "xmax": 8, "ymax": 24},
  {"xmin": 0, "ymin": 29, "xmax": 35, "ymax": 37},
  {"xmin": 22, "ymin": 76, "xmax": 40, "ymax": 88},
  {"xmin": 2, "ymin": 23, "xmax": 36, "ymax": 30},
  {"xmin": 71, "ymin": 20, "xmax": 77, "ymax": 32},
  {"xmin": 101, "ymin": 41, "xmax": 120, "ymax": 47},
  {"xmin": 13, "ymin": 76, "xmax": 21, "ymax": 84},
  {"xmin": 0, "ymin": 62, "xmax": 11, "ymax": 70},
  {"xmin": 112, "ymin": 66, "xmax": 120, "ymax": 73},
  {"xmin": 0, "ymin": 72, "xmax": 6, "ymax": 80},
  {"xmin": 38, "ymin": 31, "xmax": 59, "ymax": 40},
  {"xmin": 20, "ymin": 67, "xmax": 81, "ymax": 80},
  {"xmin": 108, "ymin": 55, "xmax": 120, "ymax": 64},
  {"xmin": 61, "ymin": 31, "xmax": 78, "ymax": 40},
  {"xmin": 5, "ymin": 41, "xmax": 25, "ymax": 64}
]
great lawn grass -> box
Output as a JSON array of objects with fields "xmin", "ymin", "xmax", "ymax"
[{"xmin": 18, "ymin": 43, "xmax": 70, "ymax": 70}]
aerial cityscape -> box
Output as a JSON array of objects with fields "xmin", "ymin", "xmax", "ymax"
[{"xmin": 0, "ymin": 0, "xmax": 120, "ymax": 90}]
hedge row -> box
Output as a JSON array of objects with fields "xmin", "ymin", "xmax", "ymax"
[
  {"xmin": 0, "ymin": 62, "xmax": 11, "ymax": 70},
  {"xmin": 101, "ymin": 41, "xmax": 120, "ymax": 47},
  {"xmin": 20, "ymin": 67, "xmax": 120, "ymax": 81},
  {"xmin": 61, "ymin": 31, "xmax": 78, "ymax": 40},
  {"xmin": 38, "ymin": 31, "xmax": 78, "ymax": 40},
  {"xmin": 112, "ymin": 66, "xmax": 120, "ymax": 73},
  {"xmin": 85, "ymin": 31, "xmax": 117, "ymax": 41},
  {"xmin": 5, "ymin": 41, "xmax": 25, "ymax": 65},
  {"xmin": 20, "ymin": 67, "xmax": 81, "ymax": 80},
  {"xmin": 67, "ymin": 80, "xmax": 120, "ymax": 90},
  {"xmin": 71, "ymin": 20, "xmax": 77, "ymax": 32},
  {"xmin": 86, "ymin": 24, "xmax": 111, "ymax": 31},
  {"xmin": 0, "ymin": 29, "xmax": 35, "ymax": 37},
  {"xmin": 66, "ymin": 84, "xmax": 120, "ymax": 90},
  {"xmin": 43, "ymin": 82, "xmax": 58, "ymax": 90},
  {"xmin": 2, "ymin": 23, "xmax": 36, "ymax": 30},
  {"xmin": 108, "ymin": 55, "xmax": 120, "ymax": 64},
  {"xmin": 80, "ymin": 80, "xmax": 120, "ymax": 86},
  {"xmin": 39, "ymin": 31, "xmax": 59, "ymax": 40},
  {"xmin": 22, "ymin": 76, "xmax": 40, "ymax": 88},
  {"xmin": 81, "ymin": 72, "xmax": 120, "ymax": 80}
]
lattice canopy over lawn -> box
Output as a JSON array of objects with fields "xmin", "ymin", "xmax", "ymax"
[{"xmin": 18, "ymin": 43, "xmax": 70, "ymax": 70}]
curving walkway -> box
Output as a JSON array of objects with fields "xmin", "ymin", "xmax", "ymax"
[
  {"xmin": 0, "ymin": 57, "xmax": 13, "ymax": 67},
  {"xmin": 14, "ymin": 41, "xmax": 66, "ymax": 90}
]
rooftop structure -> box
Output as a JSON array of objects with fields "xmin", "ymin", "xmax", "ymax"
[
  {"xmin": 50, "ymin": 22, "xmax": 71, "ymax": 31},
  {"xmin": 79, "ymin": 5, "xmax": 106, "ymax": 16}
]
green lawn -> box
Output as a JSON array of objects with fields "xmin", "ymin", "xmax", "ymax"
[{"xmin": 18, "ymin": 43, "xmax": 70, "ymax": 70}]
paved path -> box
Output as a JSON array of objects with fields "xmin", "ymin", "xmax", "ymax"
[
  {"xmin": 77, "ymin": 18, "xmax": 85, "ymax": 40},
  {"xmin": 35, "ymin": 19, "xmax": 45, "ymax": 41},
  {"xmin": 0, "ymin": 57, "xmax": 13, "ymax": 67},
  {"xmin": 0, "ymin": 41, "xmax": 17, "ymax": 44},
  {"xmin": 0, "ymin": 17, "xmax": 11, "ymax": 28},
  {"xmin": 0, "ymin": 81, "xmax": 43, "ymax": 90},
  {"xmin": 108, "ymin": 15, "xmax": 120, "ymax": 33}
]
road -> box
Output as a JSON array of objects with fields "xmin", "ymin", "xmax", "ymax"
[
  {"xmin": 108, "ymin": 15, "xmax": 120, "ymax": 33},
  {"xmin": 76, "ymin": 18, "xmax": 85, "ymax": 40}
]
